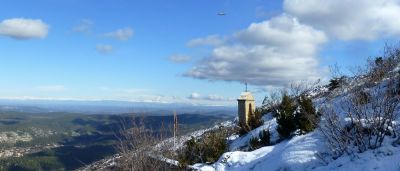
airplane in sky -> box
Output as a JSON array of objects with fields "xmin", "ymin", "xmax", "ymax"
[{"xmin": 217, "ymin": 12, "xmax": 226, "ymax": 16}]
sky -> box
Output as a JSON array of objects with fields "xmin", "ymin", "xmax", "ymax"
[{"xmin": 0, "ymin": 0, "xmax": 399, "ymax": 106}]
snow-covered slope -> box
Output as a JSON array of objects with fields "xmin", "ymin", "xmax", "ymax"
[
  {"xmin": 195, "ymin": 131, "xmax": 326, "ymax": 171},
  {"xmin": 192, "ymin": 70, "xmax": 400, "ymax": 171}
]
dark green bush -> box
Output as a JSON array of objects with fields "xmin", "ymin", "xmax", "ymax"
[
  {"xmin": 239, "ymin": 109, "xmax": 264, "ymax": 136},
  {"xmin": 275, "ymin": 93, "xmax": 297, "ymax": 139},
  {"xmin": 295, "ymin": 95, "xmax": 321, "ymax": 134},
  {"xmin": 328, "ymin": 76, "xmax": 346, "ymax": 91},
  {"xmin": 177, "ymin": 128, "xmax": 228, "ymax": 167},
  {"xmin": 248, "ymin": 109, "xmax": 263, "ymax": 130},
  {"xmin": 249, "ymin": 129, "xmax": 271, "ymax": 151}
]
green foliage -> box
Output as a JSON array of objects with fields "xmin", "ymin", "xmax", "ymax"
[
  {"xmin": 177, "ymin": 128, "xmax": 228, "ymax": 167},
  {"xmin": 239, "ymin": 109, "xmax": 264, "ymax": 136},
  {"xmin": 275, "ymin": 93, "xmax": 320, "ymax": 138},
  {"xmin": 295, "ymin": 95, "xmax": 321, "ymax": 134},
  {"xmin": 0, "ymin": 111, "xmax": 230, "ymax": 170},
  {"xmin": 248, "ymin": 137, "xmax": 260, "ymax": 151},
  {"xmin": 238, "ymin": 122, "xmax": 251, "ymax": 136},
  {"xmin": 328, "ymin": 76, "xmax": 346, "ymax": 91},
  {"xmin": 248, "ymin": 109, "xmax": 264, "ymax": 130},
  {"xmin": 375, "ymin": 57, "xmax": 383, "ymax": 66},
  {"xmin": 0, "ymin": 156, "xmax": 63, "ymax": 171},
  {"xmin": 275, "ymin": 93, "xmax": 297, "ymax": 139},
  {"xmin": 249, "ymin": 129, "xmax": 270, "ymax": 151}
]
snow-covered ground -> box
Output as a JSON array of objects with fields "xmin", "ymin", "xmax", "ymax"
[
  {"xmin": 192, "ymin": 73, "xmax": 400, "ymax": 171},
  {"xmin": 195, "ymin": 131, "xmax": 326, "ymax": 171}
]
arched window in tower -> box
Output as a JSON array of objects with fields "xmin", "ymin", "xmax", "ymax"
[{"xmin": 249, "ymin": 103, "xmax": 253, "ymax": 115}]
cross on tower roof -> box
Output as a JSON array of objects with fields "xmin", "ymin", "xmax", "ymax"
[{"xmin": 245, "ymin": 82, "xmax": 248, "ymax": 92}]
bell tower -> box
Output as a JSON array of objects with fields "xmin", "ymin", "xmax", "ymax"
[{"xmin": 237, "ymin": 83, "xmax": 255, "ymax": 126}]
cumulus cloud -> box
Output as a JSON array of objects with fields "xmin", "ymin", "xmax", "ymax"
[
  {"xmin": 187, "ymin": 35, "xmax": 226, "ymax": 47},
  {"xmin": 72, "ymin": 19, "xmax": 93, "ymax": 33},
  {"xmin": 284, "ymin": 0, "xmax": 400, "ymax": 40},
  {"xmin": 96, "ymin": 44, "xmax": 113, "ymax": 54},
  {"xmin": 0, "ymin": 18, "xmax": 49, "ymax": 39},
  {"xmin": 185, "ymin": 15, "xmax": 327, "ymax": 86},
  {"xmin": 37, "ymin": 85, "xmax": 65, "ymax": 92},
  {"xmin": 169, "ymin": 54, "xmax": 192, "ymax": 63},
  {"xmin": 104, "ymin": 27, "xmax": 133, "ymax": 41}
]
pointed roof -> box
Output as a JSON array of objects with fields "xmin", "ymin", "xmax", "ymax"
[{"xmin": 237, "ymin": 91, "xmax": 254, "ymax": 101}]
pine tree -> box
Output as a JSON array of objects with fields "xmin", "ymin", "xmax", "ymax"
[
  {"xmin": 248, "ymin": 129, "xmax": 270, "ymax": 150},
  {"xmin": 295, "ymin": 95, "xmax": 320, "ymax": 134},
  {"xmin": 248, "ymin": 109, "xmax": 263, "ymax": 130},
  {"xmin": 259, "ymin": 129, "xmax": 270, "ymax": 146},
  {"xmin": 275, "ymin": 93, "xmax": 296, "ymax": 139}
]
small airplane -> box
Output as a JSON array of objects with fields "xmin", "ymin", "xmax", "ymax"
[{"xmin": 217, "ymin": 12, "xmax": 226, "ymax": 16}]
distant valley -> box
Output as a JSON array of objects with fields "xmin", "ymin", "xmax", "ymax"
[{"xmin": 0, "ymin": 101, "xmax": 234, "ymax": 170}]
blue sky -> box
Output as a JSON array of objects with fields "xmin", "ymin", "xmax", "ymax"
[{"xmin": 0, "ymin": 0, "xmax": 398, "ymax": 106}]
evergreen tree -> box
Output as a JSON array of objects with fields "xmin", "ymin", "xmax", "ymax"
[
  {"xmin": 248, "ymin": 109, "xmax": 263, "ymax": 130},
  {"xmin": 248, "ymin": 129, "xmax": 270, "ymax": 150},
  {"xmin": 259, "ymin": 129, "xmax": 270, "ymax": 146},
  {"xmin": 275, "ymin": 93, "xmax": 296, "ymax": 139},
  {"xmin": 295, "ymin": 95, "xmax": 320, "ymax": 134},
  {"xmin": 240, "ymin": 108, "xmax": 263, "ymax": 136},
  {"xmin": 328, "ymin": 76, "xmax": 346, "ymax": 91}
]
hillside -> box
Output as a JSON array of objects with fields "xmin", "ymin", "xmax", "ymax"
[
  {"xmin": 0, "ymin": 111, "xmax": 232, "ymax": 170},
  {"xmin": 175, "ymin": 50, "xmax": 400, "ymax": 171}
]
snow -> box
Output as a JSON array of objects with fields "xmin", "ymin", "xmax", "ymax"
[
  {"xmin": 195, "ymin": 131, "xmax": 327, "ymax": 171},
  {"xmin": 228, "ymin": 115, "xmax": 278, "ymax": 151},
  {"xmin": 191, "ymin": 71, "xmax": 400, "ymax": 171},
  {"xmin": 315, "ymin": 140, "xmax": 400, "ymax": 171},
  {"xmin": 194, "ymin": 117, "xmax": 400, "ymax": 171}
]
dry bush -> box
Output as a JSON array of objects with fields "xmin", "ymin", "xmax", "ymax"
[
  {"xmin": 115, "ymin": 118, "xmax": 173, "ymax": 171},
  {"xmin": 346, "ymin": 83, "xmax": 399, "ymax": 150},
  {"xmin": 320, "ymin": 44, "xmax": 400, "ymax": 158},
  {"xmin": 319, "ymin": 106, "xmax": 353, "ymax": 158},
  {"xmin": 321, "ymin": 84, "xmax": 399, "ymax": 158},
  {"xmin": 261, "ymin": 90, "xmax": 282, "ymax": 113}
]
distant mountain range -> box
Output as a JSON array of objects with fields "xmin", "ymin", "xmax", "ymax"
[{"xmin": 0, "ymin": 99, "xmax": 236, "ymax": 115}]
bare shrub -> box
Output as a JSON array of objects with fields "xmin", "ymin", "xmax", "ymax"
[
  {"xmin": 320, "ymin": 44, "xmax": 400, "ymax": 157},
  {"xmin": 346, "ymin": 83, "xmax": 400, "ymax": 150},
  {"xmin": 115, "ymin": 117, "xmax": 172, "ymax": 171},
  {"xmin": 321, "ymin": 83, "xmax": 399, "ymax": 158},
  {"xmin": 319, "ymin": 106, "xmax": 353, "ymax": 158},
  {"xmin": 261, "ymin": 90, "xmax": 282, "ymax": 113}
]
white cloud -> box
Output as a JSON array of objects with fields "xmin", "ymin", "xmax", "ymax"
[
  {"xmin": 188, "ymin": 92, "xmax": 201, "ymax": 99},
  {"xmin": 185, "ymin": 15, "xmax": 327, "ymax": 86},
  {"xmin": 99, "ymin": 87, "xmax": 151, "ymax": 94},
  {"xmin": 284, "ymin": 0, "xmax": 400, "ymax": 40},
  {"xmin": 0, "ymin": 18, "xmax": 49, "ymax": 39},
  {"xmin": 37, "ymin": 85, "xmax": 65, "ymax": 92},
  {"xmin": 169, "ymin": 54, "xmax": 192, "ymax": 63},
  {"xmin": 104, "ymin": 27, "xmax": 134, "ymax": 41},
  {"xmin": 72, "ymin": 19, "xmax": 93, "ymax": 33},
  {"xmin": 187, "ymin": 92, "xmax": 234, "ymax": 101},
  {"xmin": 96, "ymin": 44, "xmax": 113, "ymax": 54},
  {"xmin": 187, "ymin": 35, "xmax": 226, "ymax": 47}
]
